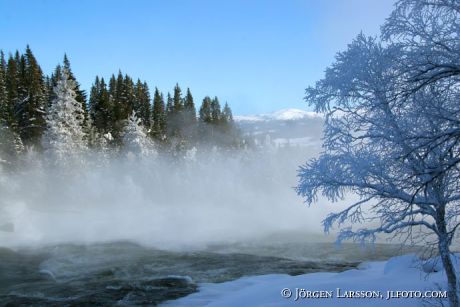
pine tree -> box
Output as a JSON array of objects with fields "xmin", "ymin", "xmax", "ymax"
[
  {"xmin": 89, "ymin": 75, "xmax": 100, "ymax": 120},
  {"xmin": 108, "ymin": 73, "xmax": 117, "ymax": 100},
  {"xmin": 107, "ymin": 73, "xmax": 117, "ymax": 136},
  {"xmin": 162, "ymin": 84, "xmax": 187, "ymax": 152},
  {"xmin": 63, "ymin": 54, "xmax": 87, "ymax": 104},
  {"xmin": 220, "ymin": 102, "xmax": 239, "ymax": 148},
  {"xmin": 182, "ymin": 87, "xmax": 197, "ymax": 143},
  {"xmin": 124, "ymin": 74, "xmax": 136, "ymax": 114},
  {"xmin": 16, "ymin": 52, "xmax": 28, "ymax": 115},
  {"xmin": 134, "ymin": 79, "xmax": 151, "ymax": 127},
  {"xmin": 198, "ymin": 96, "xmax": 239, "ymax": 147},
  {"xmin": 111, "ymin": 71, "xmax": 124, "ymax": 123},
  {"xmin": 199, "ymin": 96, "xmax": 212, "ymax": 123},
  {"xmin": 90, "ymin": 76, "xmax": 112, "ymax": 134},
  {"xmin": 0, "ymin": 125, "xmax": 24, "ymax": 169},
  {"xmin": 221, "ymin": 102, "xmax": 233, "ymax": 124},
  {"xmin": 198, "ymin": 96, "xmax": 213, "ymax": 143},
  {"xmin": 62, "ymin": 54, "xmax": 89, "ymax": 131},
  {"xmin": 122, "ymin": 110, "xmax": 154, "ymax": 158},
  {"xmin": 47, "ymin": 64, "xmax": 62, "ymax": 107},
  {"xmin": 43, "ymin": 75, "xmax": 51, "ymax": 108},
  {"xmin": 151, "ymin": 87, "xmax": 166, "ymax": 139},
  {"xmin": 0, "ymin": 51, "xmax": 23, "ymax": 168},
  {"xmin": 184, "ymin": 88, "xmax": 196, "ymax": 125},
  {"xmin": 110, "ymin": 71, "xmax": 136, "ymax": 141},
  {"xmin": 166, "ymin": 92, "xmax": 173, "ymax": 115},
  {"xmin": 173, "ymin": 83, "xmax": 183, "ymax": 113},
  {"xmin": 99, "ymin": 78, "xmax": 112, "ymax": 131},
  {"xmin": 5, "ymin": 53, "xmax": 19, "ymax": 130},
  {"xmin": 15, "ymin": 46, "xmax": 47, "ymax": 146},
  {"xmin": 165, "ymin": 92, "xmax": 174, "ymax": 139},
  {"xmin": 0, "ymin": 51, "xmax": 9, "ymax": 126},
  {"xmin": 210, "ymin": 96, "xmax": 221, "ymax": 123},
  {"xmin": 42, "ymin": 69, "xmax": 87, "ymax": 162}
]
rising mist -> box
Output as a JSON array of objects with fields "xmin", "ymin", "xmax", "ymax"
[{"xmin": 0, "ymin": 141, "xmax": 342, "ymax": 250}]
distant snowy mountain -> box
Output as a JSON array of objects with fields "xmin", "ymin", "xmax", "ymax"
[
  {"xmin": 235, "ymin": 108, "xmax": 324, "ymax": 148},
  {"xmin": 235, "ymin": 108, "xmax": 321, "ymax": 122}
]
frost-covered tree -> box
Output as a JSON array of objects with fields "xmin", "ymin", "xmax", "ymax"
[
  {"xmin": 49, "ymin": 55, "xmax": 88, "ymax": 130},
  {"xmin": 297, "ymin": 30, "xmax": 460, "ymax": 307},
  {"xmin": 382, "ymin": 0, "xmax": 460, "ymax": 188},
  {"xmin": 0, "ymin": 126, "xmax": 24, "ymax": 169},
  {"xmin": 184, "ymin": 146, "xmax": 197, "ymax": 162},
  {"xmin": 382, "ymin": 0, "xmax": 460, "ymax": 91},
  {"xmin": 63, "ymin": 54, "xmax": 87, "ymax": 106},
  {"xmin": 122, "ymin": 111, "xmax": 154, "ymax": 158},
  {"xmin": 42, "ymin": 69, "xmax": 87, "ymax": 163}
]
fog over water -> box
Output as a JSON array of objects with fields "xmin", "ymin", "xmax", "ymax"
[{"xmin": 0, "ymin": 144, "xmax": 344, "ymax": 250}]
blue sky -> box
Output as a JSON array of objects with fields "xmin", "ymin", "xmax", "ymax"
[{"xmin": 0, "ymin": 0, "xmax": 394, "ymax": 115}]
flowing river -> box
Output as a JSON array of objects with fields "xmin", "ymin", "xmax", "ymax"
[{"xmin": 0, "ymin": 239, "xmax": 418, "ymax": 306}]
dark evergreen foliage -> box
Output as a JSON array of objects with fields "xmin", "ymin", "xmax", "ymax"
[
  {"xmin": 199, "ymin": 96, "xmax": 212, "ymax": 124},
  {"xmin": 151, "ymin": 87, "xmax": 166, "ymax": 140},
  {"xmin": 210, "ymin": 96, "xmax": 221, "ymax": 123},
  {"xmin": 0, "ymin": 51, "xmax": 11, "ymax": 127},
  {"xmin": 0, "ymin": 46, "xmax": 242, "ymax": 155},
  {"xmin": 89, "ymin": 76, "xmax": 112, "ymax": 133},
  {"xmin": 134, "ymin": 80, "xmax": 151, "ymax": 128},
  {"xmin": 15, "ymin": 46, "xmax": 47, "ymax": 146}
]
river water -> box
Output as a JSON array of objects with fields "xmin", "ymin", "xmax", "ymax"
[{"xmin": 0, "ymin": 239, "xmax": 417, "ymax": 306}]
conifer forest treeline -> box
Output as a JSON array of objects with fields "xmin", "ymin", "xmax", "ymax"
[{"xmin": 0, "ymin": 46, "xmax": 242, "ymax": 167}]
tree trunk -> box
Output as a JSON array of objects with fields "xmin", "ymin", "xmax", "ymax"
[
  {"xmin": 437, "ymin": 208, "xmax": 459, "ymax": 307},
  {"xmin": 439, "ymin": 239, "xmax": 459, "ymax": 307}
]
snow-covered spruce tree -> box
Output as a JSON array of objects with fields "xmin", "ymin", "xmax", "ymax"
[
  {"xmin": 42, "ymin": 69, "xmax": 87, "ymax": 164},
  {"xmin": 296, "ymin": 32, "xmax": 460, "ymax": 307},
  {"xmin": 122, "ymin": 111, "xmax": 154, "ymax": 159}
]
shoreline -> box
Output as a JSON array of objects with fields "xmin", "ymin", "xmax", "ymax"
[{"xmin": 161, "ymin": 253, "xmax": 451, "ymax": 307}]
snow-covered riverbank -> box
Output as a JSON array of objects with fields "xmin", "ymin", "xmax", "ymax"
[{"xmin": 164, "ymin": 253, "xmax": 453, "ymax": 307}]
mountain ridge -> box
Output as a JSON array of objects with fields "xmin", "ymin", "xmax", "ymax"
[{"xmin": 234, "ymin": 108, "xmax": 321, "ymax": 122}]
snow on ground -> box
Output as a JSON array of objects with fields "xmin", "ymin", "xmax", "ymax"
[{"xmin": 162, "ymin": 254, "xmax": 452, "ymax": 307}]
